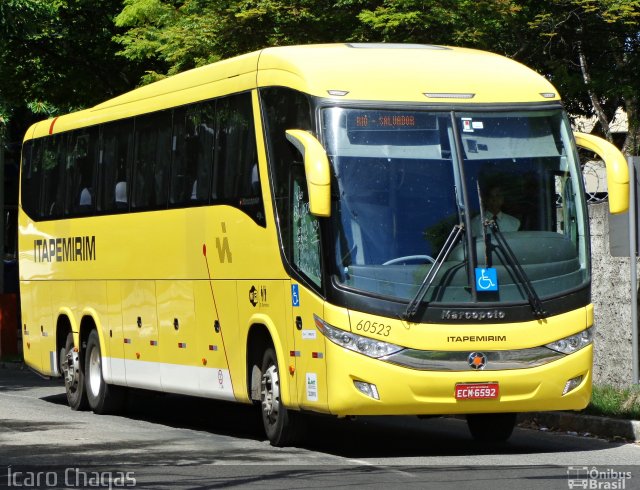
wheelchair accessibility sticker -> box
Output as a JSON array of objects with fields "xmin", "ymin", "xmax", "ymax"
[
  {"xmin": 291, "ymin": 284, "xmax": 300, "ymax": 307},
  {"xmin": 475, "ymin": 268, "xmax": 498, "ymax": 292}
]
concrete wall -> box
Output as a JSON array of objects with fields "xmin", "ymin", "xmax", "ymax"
[{"xmin": 589, "ymin": 202, "xmax": 637, "ymax": 386}]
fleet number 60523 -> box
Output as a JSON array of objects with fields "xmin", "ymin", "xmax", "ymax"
[{"xmin": 355, "ymin": 319, "xmax": 392, "ymax": 337}]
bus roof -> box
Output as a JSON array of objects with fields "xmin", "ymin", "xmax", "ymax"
[
  {"xmin": 257, "ymin": 43, "xmax": 558, "ymax": 104},
  {"xmin": 26, "ymin": 43, "xmax": 560, "ymax": 140}
]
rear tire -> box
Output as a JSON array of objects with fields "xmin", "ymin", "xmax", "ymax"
[
  {"xmin": 85, "ymin": 329, "xmax": 125, "ymax": 414},
  {"xmin": 260, "ymin": 347, "xmax": 305, "ymax": 446},
  {"xmin": 61, "ymin": 332, "xmax": 88, "ymax": 411},
  {"xmin": 466, "ymin": 413, "xmax": 517, "ymax": 442}
]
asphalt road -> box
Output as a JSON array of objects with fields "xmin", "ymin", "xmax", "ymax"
[{"xmin": 0, "ymin": 365, "xmax": 638, "ymax": 489}]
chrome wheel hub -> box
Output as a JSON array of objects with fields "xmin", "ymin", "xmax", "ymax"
[
  {"xmin": 63, "ymin": 349, "xmax": 80, "ymax": 388},
  {"xmin": 261, "ymin": 365, "xmax": 280, "ymax": 422},
  {"xmin": 88, "ymin": 346, "xmax": 101, "ymax": 396}
]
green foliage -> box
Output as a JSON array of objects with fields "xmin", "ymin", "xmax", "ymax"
[
  {"xmin": 523, "ymin": 0, "xmax": 640, "ymax": 150},
  {"xmin": 3, "ymin": 0, "xmax": 640, "ymax": 153},
  {"xmin": 113, "ymin": 0, "xmax": 527, "ymax": 73},
  {"xmin": 26, "ymin": 101, "xmax": 59, "ymax": 117},
  {"xmin": 114, "ymin": 0, "xmax": 180, "ymax": 73},
  {"xmin": 0, "ymin": 99, "xmax": 11, "ymax": 126},
  {"xmin": 0, "ymin": 0, "xmax": 147, "ymax": 122},
  {"xmin": 114, "ymin": 0, "xmax": 366, "ymax": 77},
  {"xmin": 585, "ymin": 385, "xmax": 640, "ymax": 420},
  {"xmin": 112, "ymin": 0, "xmax": 640, "ymax": 151},
  {"xmin": 356, "ymin": 0, "xmax": 523, "ymax": 51}
]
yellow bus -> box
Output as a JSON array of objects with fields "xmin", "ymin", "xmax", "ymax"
[{"xmin": 19, "ymin": 43, "xmax": 629, "ymax": 446}]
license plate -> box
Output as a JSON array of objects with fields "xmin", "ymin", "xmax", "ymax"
[{"xmin": 455, "ymin": 382, "xmax": 499, "ymax": 400}]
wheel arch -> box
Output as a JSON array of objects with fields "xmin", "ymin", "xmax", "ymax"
[
  {"xmin": 246, "ymin": 315, "xmax": 295, "ymax": 407},
  {"xmin": 54, "ymin": 309, "xmax": 76, "ymax": 377},
  {"xmin": 77, "ymin": 309, "xmax": 109, "ymax": 380},
  {"xmin": 77, "ymin": 308, "xmax": 107, "ymax": 354}
]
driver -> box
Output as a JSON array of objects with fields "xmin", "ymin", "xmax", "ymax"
[{"xmin": 471, "ymin": 185, "xmax": 520, "ymax": 236}]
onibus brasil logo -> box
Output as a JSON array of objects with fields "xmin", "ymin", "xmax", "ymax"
[{"xmin": 567, "ymin": 466, "xmax": 632, "ymax": 489}]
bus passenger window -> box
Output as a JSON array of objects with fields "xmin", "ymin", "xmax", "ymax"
[
  {"xmin": 132, "ymin": 111, "xmax": 172, "ymax": 210},
  {"xmin": 98, "ymin": 120, "xmax": 132, "ymax": 213},
  {"xmin": 41, "ymin": 134, "xmax": 67, "ymax": 218},
  {"xmin": 261, "ymin": 87, "xmax": 314, "ymax": 268},
  {"xmin": 169, "ymin": 102, "xmax": 215, "ymax": 206},
  {"xmin": 169, "ymin": 107, "xmax": 189, "ymax": 205},
  {"xmin": 67, "ymin": 128, "xmax": 98, "ymax": 215},
  {"xmin": 214, "ymin": 93, "xmax": 263, "ymax": 224},
  {"xmin": 20, "ymin": 140, "xmax": 40, "ymax": 219}
]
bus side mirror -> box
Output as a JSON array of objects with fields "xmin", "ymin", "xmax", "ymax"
[
  {"xmin": 573, "ymin": 132, "xmax": 629, "ymax": 214},
  {"xmin": 285, "ymin": 129, "xmax": 331, "ymax": 217}
]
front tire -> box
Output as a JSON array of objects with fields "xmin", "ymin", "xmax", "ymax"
[
  {"xmin": 61, "ymin": 332, "xmax": 88, "ymax": 411},
  {"xmin": 85, "ymin": 329, "xmax": 125, "ymax": 414},
  {"xmin": 466, "ymin": 413, "xmax": 517, "ymax": 442},
  {"xmin": 260, "ymin": 347, "xmax": 304, "ymax": 446}
]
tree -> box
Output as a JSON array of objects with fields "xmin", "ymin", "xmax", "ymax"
[
  {"xmin": 0, "ymin": 0, "xmax": 146, "ymax": 129},
  {"xmin": 114, "ymin": 0, "xmax": 368, "ymax": 82},
  {"xmin": 525, "ymin": 0, "xmax": 640, "ymax": 153},
  {"xmin": 357, "ymin": 1, "xmax": 640, "ymax": 153},
  {"xmin": 356, "ymin": 0, "xmax": 524, "ymax": 51},
  {"xmin": 329, "ymin": 0, "xmax": 640, "ymax": 154},
  {"xmin": 4, "ymin": 0, "xmax": 639, "ymax": 155}
]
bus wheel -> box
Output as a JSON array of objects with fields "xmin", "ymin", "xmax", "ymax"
[
  {"xmin": 260, "ymin": 347, "xmax": 304, "ymax": 447},
  {"xmin": 85, "ymin": 330, "xmax": 125, "ymax": 414},
  {"xmin": 466, "ymin": 413, "xmax": 517, "ymax": 442},
  {"xmin": 61, "ymin": 332, "xmax": 88, "ymax": 411}
]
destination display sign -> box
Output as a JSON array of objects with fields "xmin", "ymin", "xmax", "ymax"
[{"xmin": 347, "ymin": 111, "xmax": 437, "ymax": 131}]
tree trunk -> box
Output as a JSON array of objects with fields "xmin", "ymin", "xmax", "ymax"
[
  {"xmin": 623, "ymin": 97, "xmax": 640, "ymax": 156},
  {"xmin": 577, "ymin": 40, "xmax": 612, "ymax": 142}
]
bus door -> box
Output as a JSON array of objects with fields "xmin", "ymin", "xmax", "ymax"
[
  {"xmin": 289, "ymin": 168, "xmax": 329, "ymax": 411},
  {"xmin": 120, "ymin": 280, "xmax": 161, "ymax": 390}
]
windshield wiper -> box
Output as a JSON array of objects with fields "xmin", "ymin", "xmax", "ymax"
[
  {"xmin": 475, "ymin": 183, "xmax": 545, "ymax": 319},
  {"xmin": 402, "ymin": 224, "xmax": 464, "ymax": 321},
  {"xmin": 486, "ymin": 221, "xmax": 547, "ymax": 319},
  {"xmin": 476, "ymin": 182, "xmax": 492, "ymax": 268}
]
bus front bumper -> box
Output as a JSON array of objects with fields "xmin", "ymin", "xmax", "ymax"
[{"xmin": 324, "ymin": 342, "xmax": 592, "ymax": 416}]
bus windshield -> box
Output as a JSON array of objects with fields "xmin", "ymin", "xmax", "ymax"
[{"xmin": 322, "ymin": 107, "xmax": 588, "ymax": 306}]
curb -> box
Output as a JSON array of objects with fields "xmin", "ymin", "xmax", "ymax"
[{"xmin": 519, "ymin": 411, "xmax": 640, "ymax": 442}]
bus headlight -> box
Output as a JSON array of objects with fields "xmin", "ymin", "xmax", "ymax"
[
  {"xmin": 314, "ymin": 315, "xmax": 403, "ymax": 358},
  {"xmin": 545, "ymin": 328, "xmax": 593, "ymax": 355}
]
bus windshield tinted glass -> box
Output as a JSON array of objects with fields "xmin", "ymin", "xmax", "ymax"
[{"xmin": 322, "ymin": 107, "xmax": 588, "ymax": 306}]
